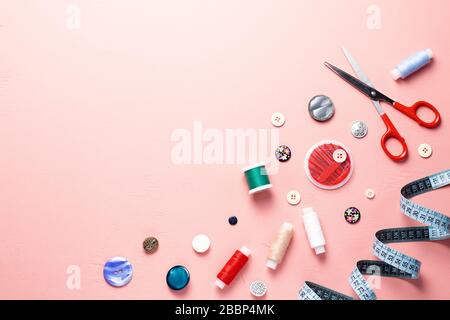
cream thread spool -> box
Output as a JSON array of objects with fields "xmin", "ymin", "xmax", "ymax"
[
  {"xmin": 266, "ymin": 222, "xmax": 294, "ymax": 270},
  {"xmin": 302, "ymin": 207, "xmax": 326, "ymax": 255}
]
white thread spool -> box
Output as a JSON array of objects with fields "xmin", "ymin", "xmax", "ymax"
[
  {"xmin": 302, "ymin": 207, "xmax": 326, "ymax": 254},
  {"xmin": 266, "ymin": 222, "xmax": 294, "ymax": 270}
]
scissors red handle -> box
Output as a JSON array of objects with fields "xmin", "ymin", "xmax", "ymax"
[
  {"xmin": 380, "ymin": 113, "xmax": 408, "ymax": 161},
  {"xmin": 392, "ymin": 101, "xmax": 441, "ymax": 128}
]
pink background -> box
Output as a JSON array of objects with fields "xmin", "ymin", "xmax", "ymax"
[{"xmin": 1, "ymin": 0, "xmax": 449, "ymax": 300}]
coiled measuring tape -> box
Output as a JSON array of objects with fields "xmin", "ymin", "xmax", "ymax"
[{"xmin": 299, "ymin": 169, "xmax": 450, "ymax": 300}]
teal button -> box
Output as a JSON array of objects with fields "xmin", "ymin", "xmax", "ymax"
[{"xmin": 166, "ymin": 265, "xmax": 190, "ymax": 290}]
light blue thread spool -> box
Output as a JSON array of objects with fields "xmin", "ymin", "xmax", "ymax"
[{"xmin": 391, "ymin": 49, "xmax": 433, "ymax": 80}]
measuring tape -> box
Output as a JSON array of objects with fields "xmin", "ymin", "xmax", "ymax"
[{"xmin": 299, "ymin": 169, "xmax": 450, "ymax": 300}]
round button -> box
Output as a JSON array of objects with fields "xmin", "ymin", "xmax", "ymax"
[
  {"xmin": 308, "ymin": 95, "xmax": 335, "ymax": 122},
  {"xmin": 275, "ymin": 145, "xmax": 292, "ymax": 162},
  {"xmin": 418, "ymin": 143, "xmax": 432, "ymax": 158},
  {"xmin": 271, "ymin": 112, "xmax": 285, "ymax": 127},
  {"xmin": 166, "ymin": 265, "xmax": 190, "ymax": 290},
  {"xmin": 103, "ymin": 257, "xmax": 133, "ymax": 287},
  {"xmin": 344, "ymin": 207, "xmax": 361, "ymax": 224},
  {"xmin": 351, "ymin": 121, "xmax": 368, "ymax": 138},
  {"xmin": 365, "ymin": 189, "xmax": 375, "ymax": 199},
  {"xmin": 286, "ymin": 190, "xmax": 301, "ymax": 205},
  {"xmin": 192, "ymin": 234, "xmax": 211, "ymax": 253},
  {"xmin": 333, "ymin": 149, "xmax": 347, "ymax": 163},
  {"xmin": 250, "ymin": 281, "xmax": 267, "ymax": 297},
  {"xmin": 228, "ymin": 216, "xmax": 238, "ymax": 225},
  {"xmin": 143, "ymin": 236, "xmax": 159, "ymax": 254}
]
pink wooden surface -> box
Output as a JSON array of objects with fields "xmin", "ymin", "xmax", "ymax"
[{"xmin": 0, "ymin": 0, "xmax": 449, "ymax": 299}]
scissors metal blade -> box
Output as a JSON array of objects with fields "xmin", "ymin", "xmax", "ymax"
[
  {"xmin": 341, "ymin": 46, "xmax": 374, "ymax": 87},
  {"xmin": 341, "ymin": 46, "xmax": 384, "ymax": 115},
  {"xmin": 324, "ymin": 61, "xmax": 377, "ymax": 100}
]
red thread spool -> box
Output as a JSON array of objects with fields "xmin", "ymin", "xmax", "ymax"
[
  {"xmin": 215, "ymin": 246, "xmax": 251, "ymax": 289},
  {"xmin": 304, "ymin": 140, "xmax": 353, "ymax": 190}
]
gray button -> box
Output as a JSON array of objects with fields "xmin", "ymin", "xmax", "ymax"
[
  {"xmin": 143, "ymin": 236, "xmax": 159, "ymax": 253},
  {"xmin": 308, "ymin": 95, "xmax": 335, "ymax": 122},
  {"xmin": 250, "ymin": 280, "xmax": 267, "ymax": 297},
  {"xmin": 351, "ymin": 121, "xmax": 368, "ymax": 138}
]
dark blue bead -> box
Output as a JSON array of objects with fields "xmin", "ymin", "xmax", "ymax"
[{"xmin": 228, "ymin": 216, "xmax": 238, "ymax": 225}]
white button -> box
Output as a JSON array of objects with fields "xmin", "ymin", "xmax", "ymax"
[
  {"xmin": 333, "ymin": 149, "xmax": 347, "ymax": 163},
  {"xmin": 286, "ymin": 190, "xmax": 301, "ymax": 205},
  {"xmin": 271, "ymin": 112, "xmax": 285, "ymax": 127},
  {"xmin": 365, "ymin": 189, "xmax": 375, "ymax": 199},
  {"xmin": 418, "ymin": 144, "xmax": 432, "ymax": 158},
  {"xmin": 192, "ymin": 234, "xmax": 210, "ymax": 253}
]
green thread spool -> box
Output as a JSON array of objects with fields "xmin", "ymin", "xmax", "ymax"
[{"xmin": 243, "ymin": 162, "xmax": 272, "ymax": 194}]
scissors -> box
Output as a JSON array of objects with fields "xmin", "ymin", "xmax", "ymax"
[{"xmin": 324, "ymin": 47, "xmax": 441, "ymax": 161}]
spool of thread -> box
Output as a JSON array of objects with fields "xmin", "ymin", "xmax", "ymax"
[
  {"xmin": 215, "ymin": 246, "xmax": 251, "ymax": 289},
  {"xmin": 391, "ymin": 49, "xmax": 433, "ymax": 80},
  {"xmin": 266, "ymin": 222, "xmax": 294, "ymax": 270},
  {"xmin": 242, "ymin": 162, "xmax": 272, "ymax": 194},
  {"xmin": 302, "ymin": 207, "xmax": 326, "ymax": 255}
]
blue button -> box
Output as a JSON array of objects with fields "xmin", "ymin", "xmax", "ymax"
[
  {"xmin": 166, "ymin": 265, "xmax": 190, "ymax": 290},
  {"xmin": 103, "ymin": 257, "xmax": 133, "ymax": 287}
]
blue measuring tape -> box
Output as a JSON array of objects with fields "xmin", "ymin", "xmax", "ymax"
[{"xmin": 299, "ymin": 169, "xmax": 450, "ymax": 300}]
